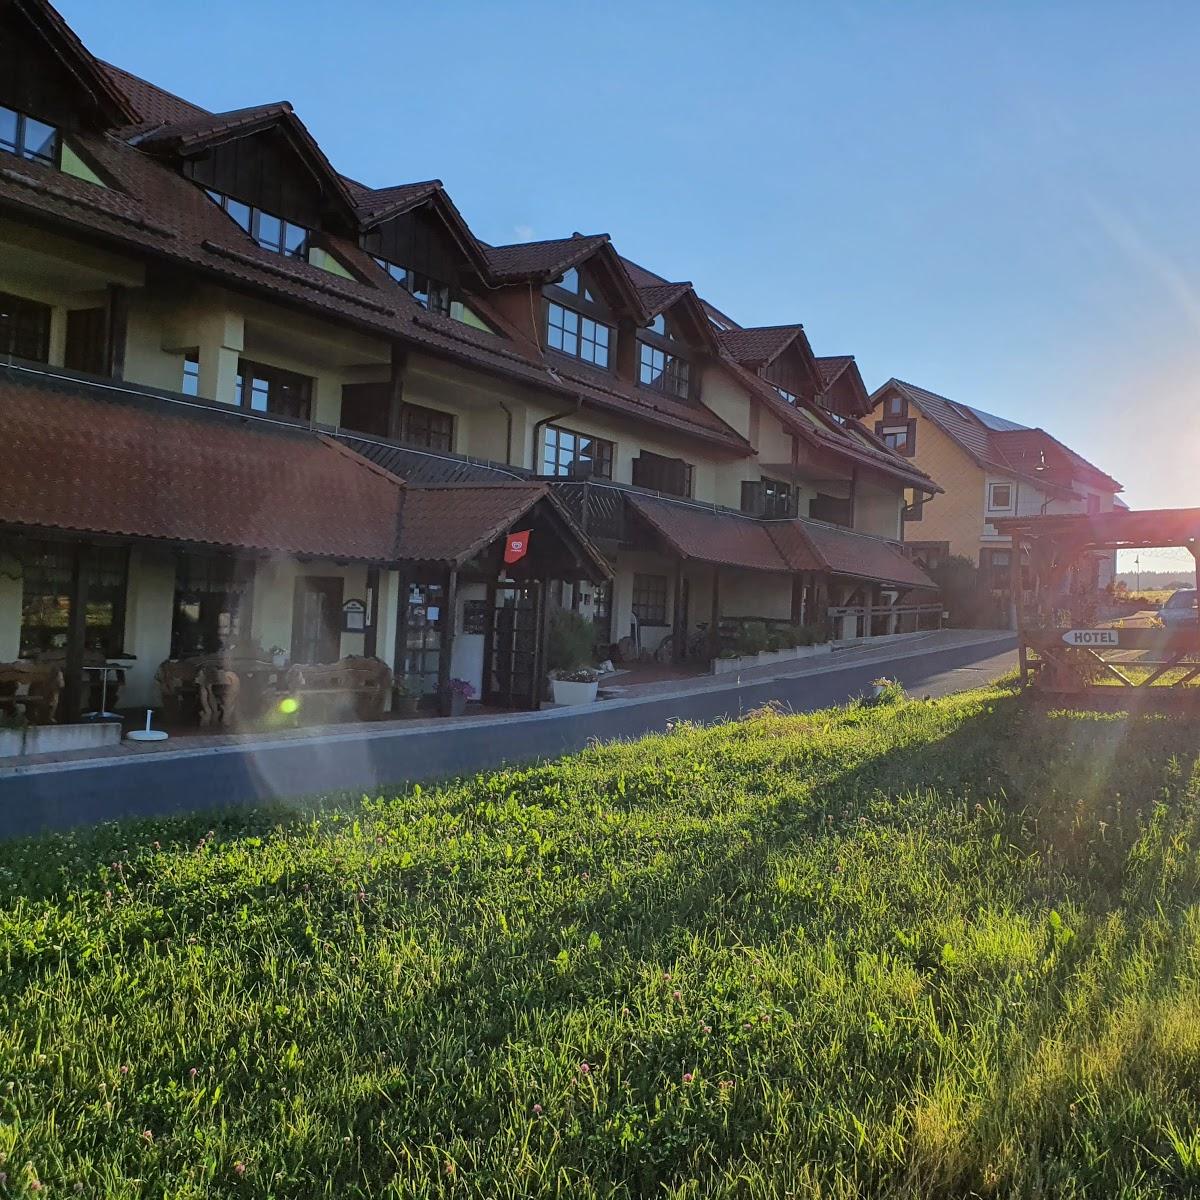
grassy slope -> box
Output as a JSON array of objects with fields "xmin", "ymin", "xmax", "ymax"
[{"xmin": 1, "ymin": 685, "xmax": 1200, "ymax": 1198}]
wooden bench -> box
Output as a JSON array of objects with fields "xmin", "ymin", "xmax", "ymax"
[
  {"xmin": 0, "ymin": 662, "xmax": 65, "ymax": 725},
  {"xmin": 284, "ymin": 656, "xmax": 392, "ymax": 724}
]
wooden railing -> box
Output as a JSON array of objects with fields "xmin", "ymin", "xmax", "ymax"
[{"xmin": 826, "ymin": 604, "xmax": 945, "ymax": 639}]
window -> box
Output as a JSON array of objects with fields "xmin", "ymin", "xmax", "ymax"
[
  {"xmin": 374, "ymin": 257, "xmax": 452, "ymax": 315},
  {"xmin": 235, "ymin": 359, "xmax": 313, "ymax": 420},
  {"xmin": 761, "ymin": 477, "xmax": 794, "ymax": 519},
  {"xmin": 171, "ymin": 554, "xmax": 247, "ymax": 657},
  {"xmin": 632, "ymin": 451, "xmax": 693, "ymax": 498},
  {"xmin": 547, "ymin": 301, "xmax": 610, "ymax": 366},
  {"xmin": 401, "ymin": 402, "xmax": 454, "ymax": 452},
  {"xmin": 983, "ymin": 549, "xmax": 1011, "ymax": 591},
  {"xmin": 542, "ymin": 425, "xmax": 614, "ymax": 479},
  {"xmin": 885, "ymin": 392, "xmax": 907, "ymax": 418},
  {"xmin": 65, "ymin": 308, "xmax": 108, "ymax": 375},
  {"xmin": 632, "ymin": 573, "xmax": 669, "ymax": 626},
  {"xmin": 0, "ymin": 105, "xmax": 58, "ymax": 166},
  {"xmin": 182, "ymin": 353, "xmax": 200, "ymax": 396},
  {"xmin": 19, "ymin": 542, "xmax": 129, "ymax": 657},
  {"xmin": 774, "ymin": 385, "xmax": 797, "ymax": 406},
  {"xmin": 0, "ymin": 290, "xmax": 51, "ymax": 363},
  {"xmin": 875, "ymin": 420, "xmax": 915, "ymax": 455},
  {"xmin": 988, "ymin": 482, "xmax": 1013, "ymax": 511},
  {"xmin": 206, "ymin": 190, "xmax": 309, "ymax": 258},
  {"xmin": 638, "ymin": 341, "xmax": 690, "ymax": 399}
]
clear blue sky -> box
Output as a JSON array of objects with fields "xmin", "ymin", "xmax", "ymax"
[{"xmin": 63, "ymin": 0, "xmax": 1199, "ymax": 540}]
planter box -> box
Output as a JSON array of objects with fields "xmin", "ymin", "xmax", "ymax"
[
  {"xmin": 0, "ymin": 721, "xmax": 124, "ymax": 759},
  {"xmin": 711, "ymin": 642, "xmax": 832, "ymax": 676},
  {"xmin": 551, "ymin": 677, "xmax": 599, "ymax": 706},
  {"xmin": 438, "ymin": 691, "xmax": 469, "ymax": 717}
]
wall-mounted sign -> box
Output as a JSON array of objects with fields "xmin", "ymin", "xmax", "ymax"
[
  {"xmin": 1062, "ymin": 628, "xmax": 1118, "ymax": 647},
  {"xmin": 504, "ymin": 529, "xmax": 532, "ymax": 564},
  {"xmin": 342, "ymin": 598, "xmax": 367, "ymax": 632}
]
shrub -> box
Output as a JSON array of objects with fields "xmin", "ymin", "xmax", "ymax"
[
  {"xmin": 734, "ymin": 621, "xmax": 769, "ymax": 656},
  {"xmin": 547, "ymin": 608, "xmax": 596, "ymax": 674}
]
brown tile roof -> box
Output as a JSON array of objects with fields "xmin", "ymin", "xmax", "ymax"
[
  {"xmin": 782, "ymin": 520, "xmax": 936, "ymax": 589},
  {"xmin": 718, "ymin": 325, "xmax": 806, "ymax": 369},
  {"xmin": 637, "ymin": 282, "xmax": 692, "ymax": 317},
  {"xmin": 348, "ymin": 179, "xmax": 442, "ymax": 224},
  {"xmin": 396, "ymin": 483, "xmax": 548, "ymax": 565},
  {"xmin": 990, "ymin": 428, "xmax": 1122, "ymax": 492},
  {"xmin": 816, "ymin": 355, "xmax": 855, "ymax": 388},
  {"xmin": 130, "ymin": 102, "xmax": 293, "ymax": 150},
  {"xmin": 0, "ymin": 366, "xmax": 405, "ymax": 561},
  {"xmin": 484, "ymin": 234, "xmax": 610, "ymax": 282},
  {"xmin": 624, "ymin": 494, "xmax": 797, "ymax": 573},
  {"xmin": 623, "ymin": 491, "xmax": 935, "ymax": 587},
  {"xmin": 100, "ymin": 61, "xmax": 209, "ymax": 126}
]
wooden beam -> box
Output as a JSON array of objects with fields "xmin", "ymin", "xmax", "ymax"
[
  {"xmin": 62, "ymin": 543, "xmax": 90, "ymax": 721},
  {"xmin": 363, "ymin": 565, "xmax": 380, "ymax": 659},
  {"xmin": 105, "ymin": 284, "xmax": 128, "ymax": 380},
  {"xmin": 437, "ymin": 568, "xmax": 458, "ymax": 696},
  {"xmin": 709, "ymin": 566, "xmax": 721, "ymax": 662},
  {"xmin": 387, "ymin": 343, "xmax": 407, "ymax": 442},
  {"xmin": 1008, "ymin": 535, "xmax": 1023, "ymax": 632},
  {"xmin": 672, "ymin": 559, "xmax": 685, "ymax": 665}
]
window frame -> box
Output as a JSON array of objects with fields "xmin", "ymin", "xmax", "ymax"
[
  {"xmin": 400, "ymin": 402, "xmax": 455, "ymax": 452},
  {"xmin": 543, "ymin": 266, "xmax": 615, "ymax": 370},
  {"xmin": 631, "ymin": 573, "xmax": 669, "ymax": 627},
  {"xmin": 875, "ymin": 418, "xmax": 916, "ymax": 456},
  {"xmin": 632, "ymin": 451, "xmax": 694, "ymax": 499},
  {"xmin": 0, "ymin": 105, "xmax": 59, "ymax": 167},
  {"xmin": 0, "ymin": 289, "xmax": 52, "ymax": 363},
  {"xmin": 19, "ymin": 541, "xmax": 129, "ymax": 658},
  {"xmin": 761, "ymin": 476, "xmax": 796, "ymax": 519},
  {"xmin": 541, "ymin": 424, "xmax": 615, "ymax": 479},
  {"xmin": 988, "ymin": 482, "xmax": 1014, "ymax": 512},
  {"xmin": 205, "ymin": 189, "xmax": 310, "ymax": 259},
  {"xmin": 234, "ymin": 358, "xmax": 314, "ymax": 420},
  {"xmin": 637, "ymin": 312, "xmax": 693, "ymax": 401}
]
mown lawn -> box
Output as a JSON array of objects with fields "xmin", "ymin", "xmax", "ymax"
[{"xmin": 2, "ymin": 683, "xmax": 1200, "ymax": 1198}]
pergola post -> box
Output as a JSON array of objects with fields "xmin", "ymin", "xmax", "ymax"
[
  {"xmin": 437, "ymin": 568, "xmax": 458, "ymax": 695},
  {"xmin": 62, "ymin": 543, "xmax": 91, "ymax": 722},
  {"xmin": 364, "ymin": 565, "xmax": 380, "ymax": 659},
  {"xmin": 391, "ymin": 572, "xmax": 411, "ymax": 681},
  {"xmin": 1008, "ymin": 535, "xmax": 1023, "ymax": 631},
  {"xmin": 671, "ymin": 558, "xmax": 685, "ymax": 664},
  {"xmin": 708, "ymin": 566, "xmax": 721, "ymax": 662}
]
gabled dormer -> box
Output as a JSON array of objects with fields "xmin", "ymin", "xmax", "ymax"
[
  {"xmin": 483, "ymin": 234, "xmax": 643, "ymax": 370},
  {"xmin": 0, "ymin": 0, "xmax": 135, "ymax": 182},
  {"xmin": 132, "ymin": 102, "xmax": 358, "ymax": 266},
  {"xmin": 634, "ymin": 283, "xmax": 717, "ymax": 403},
  {"xmin": 356, "ymin": 180, "xmax": 492, "ymax": 321},
  {"xmin": 717, "ymin": 324, "xmax": 824, "ymax": 407},
  {"xmin": 814, "ymin": 356, "xmax": 872, "ymax": 423}
]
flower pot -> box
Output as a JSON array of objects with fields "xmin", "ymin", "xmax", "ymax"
[
  {"xmin": 395, "ymin": 694, "xmax": 421, "ymax": 717},
  {"xmin": 438, "ymin": 691, "xmax": 468, "ymax": 717},
  {"xmin": 271, "ymin": 652, "xmax": 288, "ymax": 670},
  {"xmin": 551, "ymin": 677, "xmax": 599, "ymax": 706}
]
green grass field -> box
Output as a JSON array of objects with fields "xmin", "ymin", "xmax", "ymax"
[{"xmin": 2, "ymin": 683, "xmax": 1200, "ymax": 1198}]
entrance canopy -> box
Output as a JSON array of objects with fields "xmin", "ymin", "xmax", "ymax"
[{"xmin": 993, "ymin": 507, "xmax": 1200, "ymax": 550}]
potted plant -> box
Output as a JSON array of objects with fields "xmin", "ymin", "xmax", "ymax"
[
  {"xmin": 394, "ymin": 674, "xmax": 427, "ymax": 716},
  {"xmin": 439, "ymin": 677, "xmax": 475, "ymax": 717},
  {"xmin": 269, "ymin": 645, "xmax": 289, "ymax": 670},
  {"xmin": 547, "ymin": 608, "xmax": 601, "ymax": 706},
  {"xmin": 551, "ymin": 666, "xmax": 600, "ymax": 706}
]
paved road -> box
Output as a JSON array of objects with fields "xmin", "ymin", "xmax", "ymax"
[{"xmin": 0, "ymin": 636, "xmax": 1016, "ymax": 840}]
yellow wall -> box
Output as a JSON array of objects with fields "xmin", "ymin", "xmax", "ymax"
[{"xmin": 250, "ymin": 558, "xmax": 371, "ymax": 664}]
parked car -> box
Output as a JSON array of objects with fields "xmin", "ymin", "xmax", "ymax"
[{"xmin": 1160, "ymin": 588, "xmax": 1198, "ymax": 626}]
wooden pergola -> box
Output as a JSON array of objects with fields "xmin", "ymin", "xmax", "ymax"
[{"xmin": 993, "ymin": 508, "xmax": 1200, "ymax": 693}]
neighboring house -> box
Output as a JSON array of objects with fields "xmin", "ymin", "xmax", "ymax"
[
  {"xmin": 870, "ymin": 379, "xmax": 1123, "ymax": 615},
  {"xmin": 0, "ymin": 0, "xmax": 942, "ymax": 720}
]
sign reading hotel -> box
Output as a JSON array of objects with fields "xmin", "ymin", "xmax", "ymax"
[{"xmin": 1062, "ymin": 629, "xmax": 1119, "ymax": 647}]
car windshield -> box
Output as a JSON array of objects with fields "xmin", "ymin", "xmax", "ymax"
[{"xmin": 1165, "ymin": 590, "xmax": 1197, "ymax": 609}]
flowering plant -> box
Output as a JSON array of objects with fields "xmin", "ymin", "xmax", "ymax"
[
  {"xmin": 444, "ymin": 678, "xmax": 476, "ymax": 699},
  {"xmin": 556, "ymin": 667, "xmax": 599, "ymax": 684}
]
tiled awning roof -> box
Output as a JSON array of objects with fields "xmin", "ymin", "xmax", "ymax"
[
  {"xmin": 623, "ymin": 492, "xmax": 936, "ymax": 589},
  {"xmin": 0, "ymin": 368, "xmax": 405, "ymax": 561}
]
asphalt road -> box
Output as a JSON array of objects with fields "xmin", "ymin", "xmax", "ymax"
[{"xmin": 0, "ymin": 637, "xmax": 1017, "ymax": 840}]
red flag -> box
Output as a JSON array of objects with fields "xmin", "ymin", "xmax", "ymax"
[{"xmin": 504, "ymin": 529, "xmax": 532, "ymax": 564}]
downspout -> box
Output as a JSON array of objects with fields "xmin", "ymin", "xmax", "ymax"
[{"xmin": 496, "ymin": 399, "xmax": 514, "ymax": 466}]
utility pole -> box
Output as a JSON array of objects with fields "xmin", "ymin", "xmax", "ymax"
[{"xmin": 1135, "ymin": 554, "xmax": 1140, "ymax": 594}]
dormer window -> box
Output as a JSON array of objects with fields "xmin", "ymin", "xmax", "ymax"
[
  {"xmin": 0, "ymin": 105, "xmax": 58, "ymax": 166},
  {"xmin": 374, "ymin": 257, "xmax": 451, "ymax": 315},
  {"xmin": 774, "ymin": 386, "xmax": 797, "ymax": 406},
  {"xmin": 637, "ymin": 314, "xmax": 691, "ymax": 400},
  {"xmin": 544, "ymin": 265, "xmax": 613, "ymax": 368},
  {"xmin": 205, "ymin": 190, "xmax": 309, "ymax": 258}
]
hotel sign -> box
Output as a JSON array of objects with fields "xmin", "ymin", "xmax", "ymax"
[{"xmin": 1062, "ymin": 629, "xmax": 1119, "ymax": 647}]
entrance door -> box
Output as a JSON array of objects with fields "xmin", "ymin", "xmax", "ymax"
[
  {"xmin": 291, "ymin": 576, "xmax": 343, "ymax": 664},
  {"xmin": 483, "ymin": 581, "xmax": 543, "ymax": 708}
]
